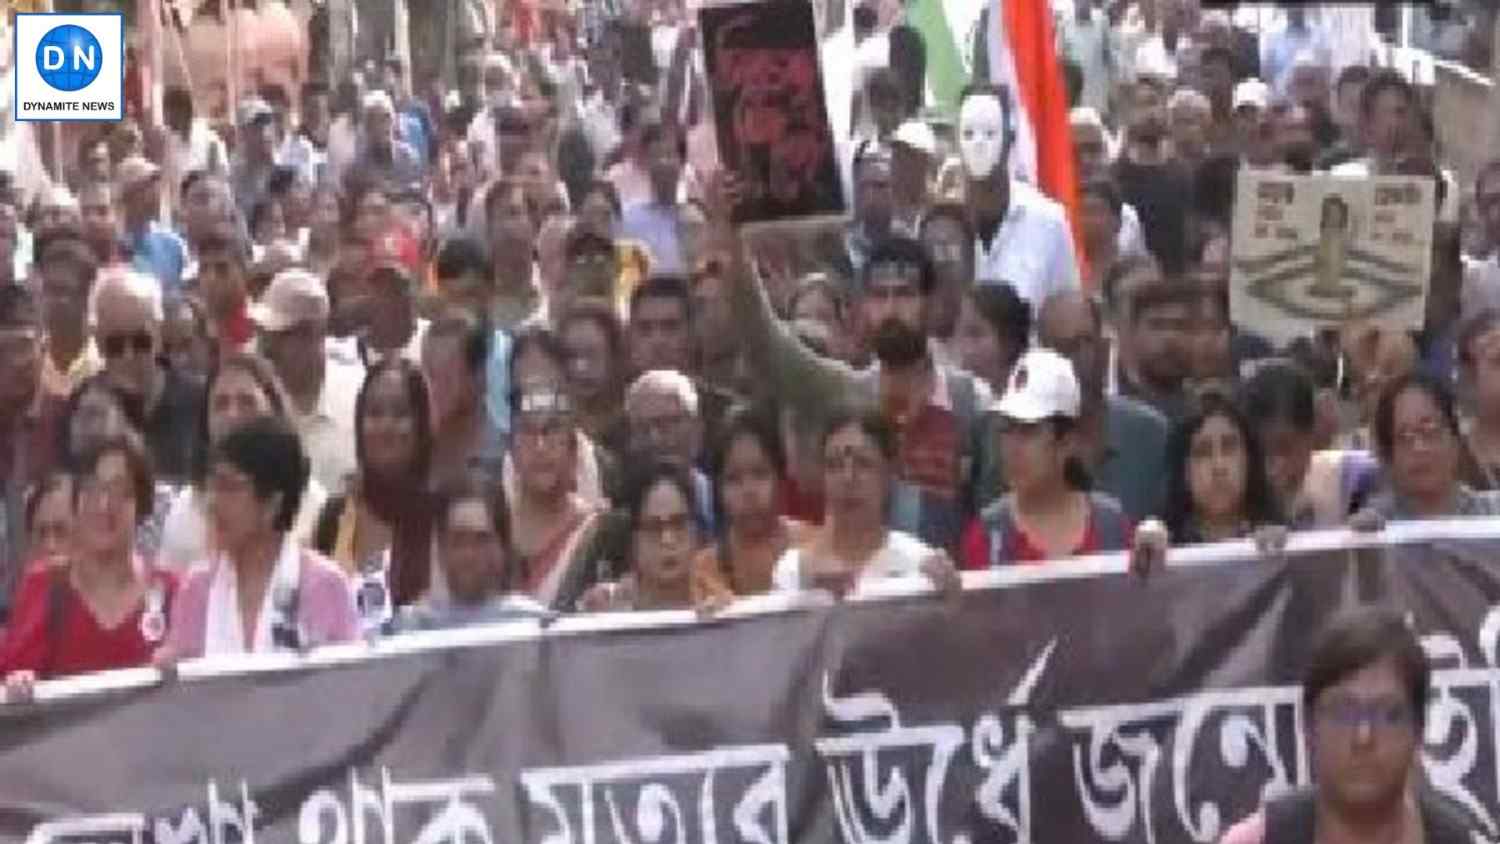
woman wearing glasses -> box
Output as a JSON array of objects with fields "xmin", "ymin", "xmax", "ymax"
[
  {"xmin": 160, "ymin": 415, "xmax": 358, "ymax": 659},
  {"xmin": 0, "ymin": 434, "xmax": 176, "ymax": 699}
]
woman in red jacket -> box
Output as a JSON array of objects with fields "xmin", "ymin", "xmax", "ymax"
[{"xmin": 0, "ymin": 433, "xmax": 175, "ymax": 700}]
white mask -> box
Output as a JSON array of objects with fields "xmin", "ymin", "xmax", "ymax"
[{"xmin": 959, "ymin": 94, "xmax": 1006, "ymax": 180}]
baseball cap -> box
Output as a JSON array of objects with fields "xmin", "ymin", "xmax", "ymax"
[
  {"xmin": 1233, "ymin": 79, "xmax": 1271, "ymax": 112},
  {"xmin": 993, "ymin": 348, "xmax": 1082, "ymax": 422},
  {"xmin": 237, "ymin": 97, "xmax": 275, "ymax": 127},
  {"xmin": 892, "ymin": 120, "xmax": 937, "ymax": 158},
  {"xmin": 115, "ymin": 156, "xmax": 161, "ymax": 193},
  {"xmin": 249, "ymin": 269, "xmax": 329, "ymax": 333}
]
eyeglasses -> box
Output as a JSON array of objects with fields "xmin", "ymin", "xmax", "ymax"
[
  {"xmin": 1393, "ymin": 422, "xmax": 1452, "ymax": 451},
  {"xmin": 100, "ymin": 331, "xmax": 155, "ymax": 359},
  {"xmin": 1316, "ymin": 697, "xmax": 1415, "ymax": 732},
  {"xmin": 638, "ymin": 512, "xmax": 693, "ymax": 542}
]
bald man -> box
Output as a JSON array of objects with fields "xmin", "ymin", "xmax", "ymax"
[{"xmin": 1038, "ymin": 289, "xmax": 1170, "ymax": 520}]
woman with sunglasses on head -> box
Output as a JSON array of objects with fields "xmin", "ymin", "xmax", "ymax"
[
  {"xmin": 393, "ymin": 468, "xmax": 551, "ymax": 631},
  {"xmin": 693, "ymin": 404, "xmax": 809, "ymax": 598},
  {"xmin": 961, "ymin": 348, "xmax": 1135, "ymax": 568},
  {"xmin": 157, "ymin": 353, "xmax": 329, "ymax": 570},
  {"xmin": 0, "ymin": 434, "xmax": 176, "ymax": 700},
  {"xmin": 159, "ymin": 416, "xmax": 358, "ymax": 660}
]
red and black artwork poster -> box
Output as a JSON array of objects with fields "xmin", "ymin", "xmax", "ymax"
[{"xmin": 699, "ymin": 0, "xmax": 846, "ymax": 226}]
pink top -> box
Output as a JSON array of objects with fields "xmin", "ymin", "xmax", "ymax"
[
  {"xmin": 1219, "ymin": 812, "xmax": 1265, "ymax": 844},
  {"xmin": 163, "ymin": 549, "xmax": 359, "ymax": 659}
]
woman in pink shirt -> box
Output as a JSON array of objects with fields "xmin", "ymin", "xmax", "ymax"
[{"xmin": 160, "ymin": 415, "xmax": 357, "ymax": 659}]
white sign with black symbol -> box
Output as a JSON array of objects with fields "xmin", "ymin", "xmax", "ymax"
[{"xmin": 1230, "ymin": 169, "xmax": 1435, "ymax": 345}]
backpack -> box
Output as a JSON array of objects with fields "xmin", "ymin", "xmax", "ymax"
[{"xmin": 979, "ymin": 492, "xmax": 1131, "ymax": 568}]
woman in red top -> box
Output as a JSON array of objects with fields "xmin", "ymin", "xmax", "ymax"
[
  {"xmin": 0, "ymin": 433, "xmax": 175, "ymax": 699},
  {"xmin": 961, "ymin": 349, "xmax": 1134, "ymax": 568}
]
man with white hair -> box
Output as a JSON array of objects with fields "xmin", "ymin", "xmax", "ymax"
[
  {"xmin": 354, "ymin": 90, "xmax": 425, "ymax": 192},
  {"xmin": 624, "ymin": 369, "xmax": 714, "ymax": 531},
  {"xmin": 92, "ymin": 267, "xmax": 204, "ymax": 483}
]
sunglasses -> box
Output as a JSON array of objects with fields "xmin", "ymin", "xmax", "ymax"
[{"xmin": 101, "ymin": 330, "xmax": 154, "ymax": 359}]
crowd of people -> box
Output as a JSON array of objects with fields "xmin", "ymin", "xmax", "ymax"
[{"xmin": 0, "ymin": 1, "xmax": 1494, "ymax": 801}]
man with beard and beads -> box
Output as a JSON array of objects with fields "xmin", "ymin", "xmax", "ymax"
[
  {"xmin": 960, "ymin": 84, "xmax": 1080, "ymax": 311},
  {"xmin": 724, "ymin": 208, "xmax": 998, "ymax": 551},
  {"xmin": 1220, "ymin": 605, "xmax": 1480, "ymax": 844}
]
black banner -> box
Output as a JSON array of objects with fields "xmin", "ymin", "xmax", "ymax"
[
  {"xmin": 5, "ymin": 529, "xmax": 1500, "ymax": 844},
  {"xmin": 699, "ymin": 0, "xmax": 845, "ymax": 226}
]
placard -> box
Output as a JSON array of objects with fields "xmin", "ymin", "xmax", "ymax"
[
  {"xmin": 699, "ymin": 0, "xmax": 847, "ymax": 227},
  {"xmin": 1230, "ymin": 169, "xmax": 1435, "ymax": 345}
]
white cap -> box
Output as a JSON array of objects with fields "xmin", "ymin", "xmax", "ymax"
[
  {"xmin": 1233, "ymin": 79, "xmax": 1270, "ymax": 112},
  {"xmin": 891, "ymin": 120, "xmax": 936, "ymax": 158},
  {"xmin": 249, "ymin": 269, "xmax": 329, "ymax": 332},
  {"xmin": 993, "ymin": 348, "xmax": 1081, "ymax": 422}
]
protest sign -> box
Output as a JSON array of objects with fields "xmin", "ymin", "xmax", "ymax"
[
  {"xmin": 1230, "ymin": 169, "xmax": 1434, "ymax": 345},
  {"xmin": 699, "ymin": 0, "xmax": 846, "ymax": 227},
  {"xmin": 5, "ymin": 524, "xmax": 1500, "ymax": 844}
]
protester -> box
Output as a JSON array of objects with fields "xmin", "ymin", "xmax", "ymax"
[
  {"xmin": 34, "ymin": 232, "xmax": 101, "ymax": 399},
  {"xmin": 1161, "ymin": 391, "xmax": 1283, "ymax": 546},
  {"xmin": 161, "ymin": 416, "xmax": 357, "ymax": 658},
  {"xmin": 1220, "ymin": 605, "xmax": 1478, "ymax": 844},
  {"xmin": 0, "ymin": 434, "xmax": 174, "ymax": 690},
  {"xmin": 772, "ymin": 408, "xmax": 959, "ymax": 598},
  {"xmin": 506, "ymin": 377, "xmax": 604, "ymax": 609},
  {"xmin": 961, "ymin": 348, "xmax": 1133, "ymax": 567},
  {"xmin": 423, "ymin": 308, "xmax": 505, "ymax": 485},
  {"xmin": 1037, "ymin": 290, "xmax": 1170, "ymax": 521},
  {"xmin": 950, "ymin": 284, "xmax": 1030, "ymax": 395},
  {"xmin": 558, "ymin": 300, "xmax": 629, "ymax": 450},
  {"xmin": 312, "ymin": 359, "xmax": 436, "ymax": 608},
  {"xmin": 1355, "ymin": 373, "xmax": 1500, "ymax": 523},
  {"xmin": 0, "ymin": 285, "xmax": 65, "ymax": 602},
  {"xmin": 392, "ymin": 469, "xmax": 549, "ymax": 632},
  {"xmin": 161, "ymin": 296, "xmax": 215, "ymax": 387},
  {"xmin": 24, "ymin": 473, "xmax": 73, "ymax": 569},
  {"xmin": 157, "ymin": 353, "xmax": 328, "ymax": 570},
  {"xmin": 579, "ymin": 462, "xmax": 713, "ymax": 612},
  {"xmin": 694, "ymin": 406, "xmax": 808, "ymax": 598}
]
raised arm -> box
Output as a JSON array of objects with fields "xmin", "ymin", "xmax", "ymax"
[{"xmin": 706, "ymin": 173, "xmax": 865, "ymax": 422}]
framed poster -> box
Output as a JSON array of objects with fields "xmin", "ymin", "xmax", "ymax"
[
  {"xmin": 1230, "ymin": 169, "xmax": 1435, "ymax": 345},
  {"xmin": 699, "ymin": 0, "xmax": 847, "ymax": 228}
]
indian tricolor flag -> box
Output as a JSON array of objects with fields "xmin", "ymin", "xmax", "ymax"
[{"xmin": 912, "ymin": 0, "xmax": 1084, "ymax": 264}]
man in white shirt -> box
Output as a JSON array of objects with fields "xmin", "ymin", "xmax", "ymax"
[
  {"xmin": 251, "ymin": 269, "xmax": 363, "ymax": 492},
  {"xmin": 960, "ymin": 85, "xmax": 1080, "ymax": 309},
  {"xmin": 163, "ymin": 86, "xmax": 228, "ymax": 178}
]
